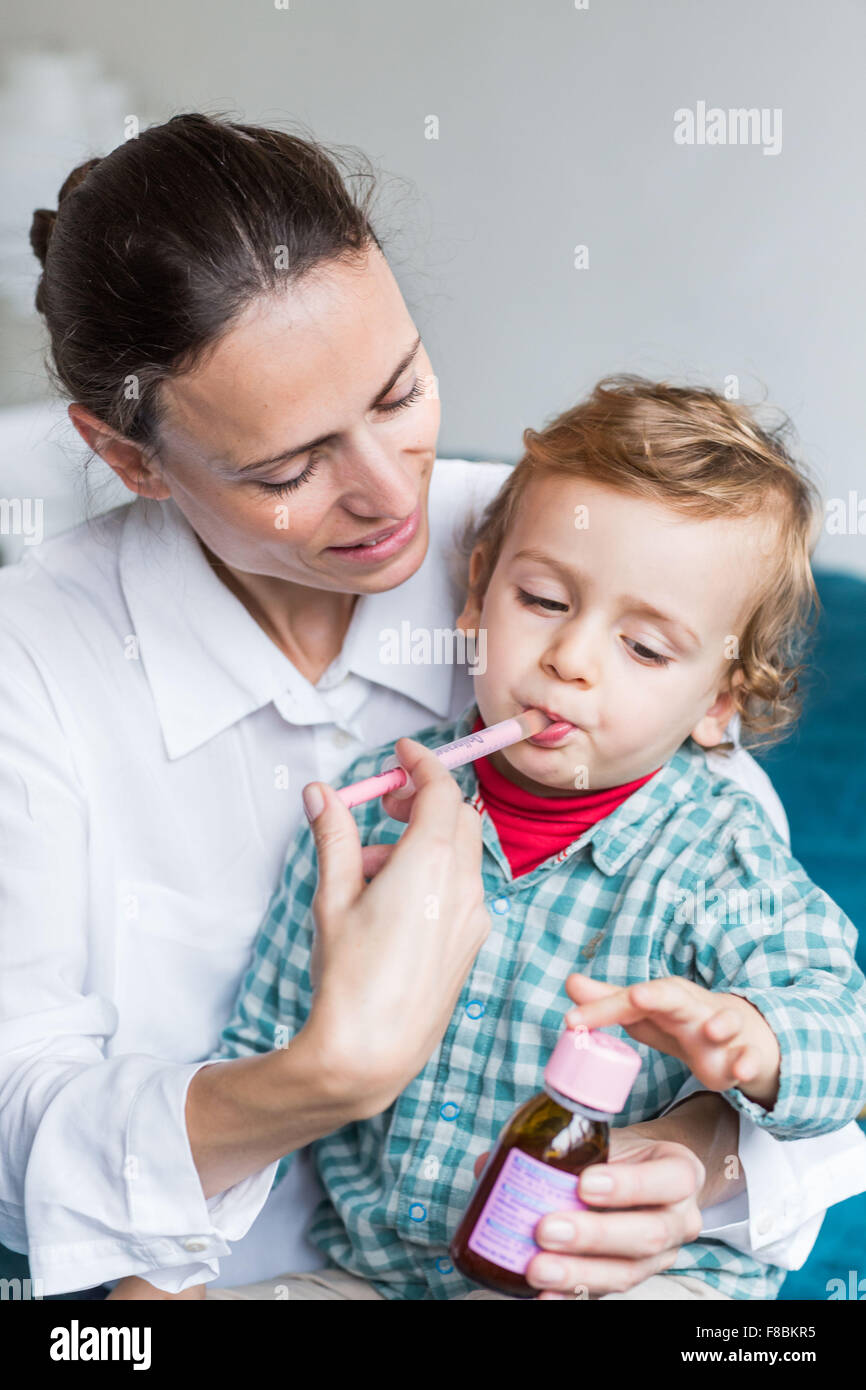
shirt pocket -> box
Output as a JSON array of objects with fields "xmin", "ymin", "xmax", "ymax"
[{"xmin": 110, "ymin": 878, "xmax": 269, "ymax": 1060}]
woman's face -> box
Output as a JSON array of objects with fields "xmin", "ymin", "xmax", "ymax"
[{"xmin": 147, "ymin": 246, "xmax": 441, "ymax": 595}]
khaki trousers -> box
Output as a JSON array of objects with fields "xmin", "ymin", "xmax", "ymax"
[{"xmin": 206, "ymin": 1267, "xmax": 731, "ymax": 1301}]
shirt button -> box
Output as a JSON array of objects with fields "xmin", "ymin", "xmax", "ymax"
[
  {"xmin": 756, "ymin": 1211, "xmax": 774, "ymax": 1236},
  {"xmin": 440, "ymin": 1102, "xmax": 460, "ymax": 1121},
  {"xmin": 408, "ymin": 1203, "xmax": 427, "ymax": 1223},
  {"xmin": 465, "ymin": 1000, "xmax": 485, "ymax": 1019},
  {"xmin": 182, "ymin": 1239, "xmax": 208, "ymax": 1253},
  {"xmin": 434, "ymin": 1256, "xmax": 453, "ymax": 1274},
  {"xmin": 333, "ymin": 729, "xmax": 353, "ymax": 747},
  {"xmin": 492, "ymin": 897, "xmax": 510, "ymax": 915}
]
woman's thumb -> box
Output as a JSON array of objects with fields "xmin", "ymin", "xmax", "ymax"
[{"xmin": 302, "ymin": 781, "xmax": 363, "ymax": 912}]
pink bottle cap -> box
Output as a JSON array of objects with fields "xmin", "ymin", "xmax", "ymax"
[{"xmin": 544, "ymin": 1027, "xmax": 641, "ymax": 1113}]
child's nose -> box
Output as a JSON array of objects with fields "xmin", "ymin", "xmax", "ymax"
[{"xmin": 544, "ymin": 621, "xmax": 603, "ymax": 687}]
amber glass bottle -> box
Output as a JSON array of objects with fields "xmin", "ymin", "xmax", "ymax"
[{"xmin": 450, "ymin": 1027, "xmax": 641, "ymax": 1299}]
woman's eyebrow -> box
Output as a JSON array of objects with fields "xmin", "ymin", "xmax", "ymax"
[
  {"xmin": 233, "ymin": 334, "xmax": 423, "ymax": 475},
  {"xmin": 512, "ymin": 548, "xmax": 702, "ymax": 650}
]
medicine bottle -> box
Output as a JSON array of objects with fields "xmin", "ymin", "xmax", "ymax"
[{"xmin": 450, "ymin": 1027, "xmax": 641, "ymax": 1298}]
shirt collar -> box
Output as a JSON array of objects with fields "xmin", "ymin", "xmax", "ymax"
[
  {"xmin": 119, "ymin": 496, "xmax": 460, "ymax": 761},
  {"xmin": 448, "ymin": 699, "xmax": 703, "ymax": 878}
]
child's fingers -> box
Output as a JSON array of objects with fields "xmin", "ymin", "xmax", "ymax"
[
  {"xmin": 730, "ymin": 1044, "xmax": 761, "ymax": 1083},
  {"xmin": 564, "ymin": 973, "xmax": 621, "ymax": 1022},
  {"xmin": 702, "ymin": 1008, "xmax": 743, "ymax": 1044},
  {"xmin": 565, "ymin": 986, "xmax": 648, "ymax": 1031},
  {"xmin": 570, "ymin": 978, "xmax": 707, "ymax": 1032}
]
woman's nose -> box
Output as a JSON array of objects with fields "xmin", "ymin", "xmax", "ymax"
[{"xmin": 338, "ymin": 432, "xmax": 421, "ymax": 519}]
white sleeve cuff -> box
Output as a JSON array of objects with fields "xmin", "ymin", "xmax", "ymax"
[
  {"xmin": 26, "ymin": 1058, "xmax": 277, "ymax": 1295},
  {"xmin": 656, "ymin": 1077, "xmax": 866, "ymax": 1269}
]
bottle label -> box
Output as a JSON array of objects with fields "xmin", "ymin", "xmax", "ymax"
[{"xmin": 467, "ymin": 1147, "xmax": 588, "ymax": 1275}]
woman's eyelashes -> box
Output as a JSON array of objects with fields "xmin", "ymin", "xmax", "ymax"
[
  {"xmin": 255, "ymin": 377, "xmax": 429, "ymax": 497},
  {"xmin": 257, "ymin": 456, "xmax": 321, "ymax": 498},
  {"xmin": 515, "ymin": 588, "xmax": 671, "ymax": 667},
  {"xmin": 378, "ymin": 376, "xmax": 429, "ymax": 415}
]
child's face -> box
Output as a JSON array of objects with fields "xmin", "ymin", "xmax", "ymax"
[{"xmin": 458, "ymin": 474, "xmax": 775, "ymax": 794}]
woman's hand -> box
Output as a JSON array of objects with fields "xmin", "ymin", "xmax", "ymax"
[
  {"xmin": 469, "ymin": 1090, "xmax": 735, "ymax": 1299},
  {"xmin": 186, "ymin": 739, "xmax": 490, "ymax": 1198},
  {"xmin": 525, "ymin": 1125, "xmax": 704, "ymax": 1298},
  {"xmin": 106, "ymin": 1276, "xmax": 206, "ymax": 1300},
  {"xmin": 302, "ymin": 737, "xmax": 491, "ymax": 1114}
]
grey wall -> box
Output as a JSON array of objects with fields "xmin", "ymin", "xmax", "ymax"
[{"xmin": 2, "ymin": 0, "xmax": 864, "ymax": 573}]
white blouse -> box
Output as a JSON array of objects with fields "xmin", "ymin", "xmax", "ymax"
[{"xmin": 0, "ymin": 458, "xmax": 862, "ymax": 1295}]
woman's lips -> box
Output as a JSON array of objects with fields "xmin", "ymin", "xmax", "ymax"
[{"xmin": 325, "ymin": 506, "xmax": 421, "ymax": 564}]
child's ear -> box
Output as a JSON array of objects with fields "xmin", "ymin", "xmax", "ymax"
[
  {"xmin": 456, "ymin": 545, "xmax": 486, "ymax": 634},
  {"xmin": 690, "ymin": 671, "xmax": 744, "ymax": 748}
]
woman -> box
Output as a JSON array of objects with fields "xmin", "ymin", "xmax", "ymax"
[{"xmin": 0, "ymin": 113, "xmax": 856, "ymax": 1302}]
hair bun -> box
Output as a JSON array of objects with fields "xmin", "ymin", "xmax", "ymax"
[
  {"xmin": 57, "ymin": 154, "xmax": 104, "ymax": 204},
  {"xmin": 29, "ymin": 207, "xmax": 57, "ymax": 268},
  {"xmin": 30, "ymin": 154, "xmax": 104, "ymax": 275}
]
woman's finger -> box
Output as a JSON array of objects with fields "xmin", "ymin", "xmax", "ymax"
[
  {"xmin": 303, "ymin": 781, "xmax": 364, "ymax": 918},
  {"xmin": 577, "ymin": 1152, "xmax": 703, "ymax": 1209},
  {"xmin": 360, "ymin": 843, "xmax": 396, "ymax": 879},
  {"xmin": 391, "ymin": 738, "xmax": 464, "ymax": 844},
  {"xmin": 533, "ymin": 1202, "xmax": 688, "ymax": 1261},
  {"xmin": 526, "ymin": 1248, "xmax": 678, "ymax": 1297}
]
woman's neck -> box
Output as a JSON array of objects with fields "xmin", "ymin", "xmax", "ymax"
[{"xmin": 199, "ymin": 542, "xmax": 359, "ymax": 686}]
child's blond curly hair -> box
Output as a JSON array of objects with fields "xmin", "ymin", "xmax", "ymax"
[{"xmin": 461, "ymin": 376, "xmax": 823, "ymax": 753}]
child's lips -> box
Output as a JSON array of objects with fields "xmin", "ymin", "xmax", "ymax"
[{"xmin": 528, "ymin": 720, "xmax": 579, "ymax": 747}]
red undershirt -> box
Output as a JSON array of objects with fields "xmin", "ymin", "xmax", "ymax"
[{"xmin": 470, "ymin": 714, "xmax": 662, "ymax": 878}]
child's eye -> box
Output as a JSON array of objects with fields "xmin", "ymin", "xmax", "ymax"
[
  {"xmin": 624, "ymin": 636, "xmax": 671, "ymax": 667},
  {"xmin": 515, "ymin": 587, "xmax": 569, "ymax": 612}
]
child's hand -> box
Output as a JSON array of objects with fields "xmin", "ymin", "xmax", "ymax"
[
  {"xmin": 564, "ymin": 972, "xmax": 781, "ymax": 1110},
  {"xmin": 105, "ymin": 1276, "xmax": 206, "ymax": 1300}
]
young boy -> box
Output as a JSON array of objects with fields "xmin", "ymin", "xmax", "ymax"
[{"xmin": 167, "ymin": 378, "xmax": 866, "ymax": 1299}]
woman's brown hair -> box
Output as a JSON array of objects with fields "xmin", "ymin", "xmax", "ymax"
[
  {"xmin": 462, "ymin": 376, "xmax": 823, "ymax": 753},
  {"xmin": 29, "ymin": 111, "xmax": 381, "ymax": 452}
]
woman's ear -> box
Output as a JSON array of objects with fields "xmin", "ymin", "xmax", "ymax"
[
  {"xmin": 456, "ymin": 545, "xmax": 486, "ymax": 634},
  {"xmin": 67, "ymin": 403, "xmax": 171, "ymax": 500},
  {"xmin": 690, "ymin": 670, "xmax": 744, "ymax": 748}
]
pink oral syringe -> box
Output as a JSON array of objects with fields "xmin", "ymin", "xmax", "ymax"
[{"xmin": 335, "ymin": 709, "xmax": 553, "ymax": 809}]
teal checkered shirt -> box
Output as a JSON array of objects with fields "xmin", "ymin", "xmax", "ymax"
[{"xmin": 215, "ymin": 699, "xmax": 866, "ymax": 1300}]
